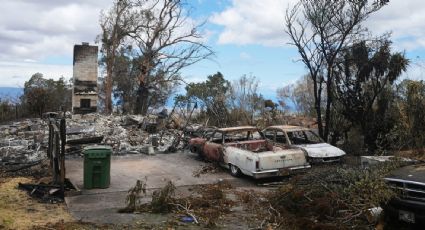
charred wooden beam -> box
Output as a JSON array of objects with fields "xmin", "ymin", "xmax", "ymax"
[{"xmin": 66, "ymin": 136, "xmax": 104, "ymax": 145}]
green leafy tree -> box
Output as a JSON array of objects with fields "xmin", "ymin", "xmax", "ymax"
[
  {"xmin": 21, "ymin": 73, "xmax": 72, "ymax": 117},
  {"xmin": 183, "ymin": 72, "xmax": 230, "ymax": 126},
  {"xmin": 394, "ymin": 80, "xmax": 425, "ymax": 151},
  {"xmin": 98, "ymin": 0, "xmax": 134, "ymax": 114},
  {"xmin": 334, "ymin": 40, "xmax": 409, "ymax": 151}
]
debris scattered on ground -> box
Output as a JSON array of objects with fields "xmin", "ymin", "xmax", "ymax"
[
  {"xmin": 120, "ymin": 179, "xmax": 236, "ymax": 227},
  {"xmin": 192, "ymin": 164, "xmax": 223, "ymax": 177},
  {"xmin": 176, "ymin": 180, "xmax": 235, "ymax": 227},
  {"xmin": 264, "ymin": 161, "xmax": 405, "ymax": 229},
  {"xmin": 0, "ymin": 159, "xmax": 51, "ymax": 179},
  {"xmin": 18, "ymin": 183, "xmax": 62, "ymax": 203},
  {"xmin": 0, "ymin": 113, "xmax": 201, "ymax": 167},
  {"xmin": 65, "ymin": 114, "xmax": 191, "ymax": 155}
]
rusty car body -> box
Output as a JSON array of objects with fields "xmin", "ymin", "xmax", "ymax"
[
  {"xmin": 262, "ymin": 125, "xmax": 346, "ymax": 163},
  {"xmin": 188, "ymin": 126, "xmax": 310, "ymax": 179}
]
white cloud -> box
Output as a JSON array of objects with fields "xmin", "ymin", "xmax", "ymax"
[
  {"xmin": 0, "ymin": 0, "xmax": 214, "ymax": 87},
  {"xmin": 210, "ymin": 0, "xmax": 296, "ymax": 46},
  {"xmin": 0, "ymin": 0, "xmax": 112, "ymax": 87},
  {"xmin": 211, "ymin": 0, "xmax": 425, "ymax": 50},
  {"xmin": 0, "ymin": 0, "xmax": 111, "ymax": 62},
  {"xmin": 366, "ymin": 0, "xmax": 425, "ymax": 51}
]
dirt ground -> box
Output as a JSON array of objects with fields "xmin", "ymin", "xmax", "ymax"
[
  {"xmin": 0, "ymin": 177, "xmax": 73, "ymax": 229},
  {"xmin": 1, "ymin": 151, "xmax": 416, "ymax": 229}
]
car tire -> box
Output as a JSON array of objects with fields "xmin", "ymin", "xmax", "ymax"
[
  {"xmin": 189, "ymin": 145, "xmax": 198, "ymax": 153},
  {"xmin": 229, "ymin": 164, "xmax": 241, "ymax": 177}
]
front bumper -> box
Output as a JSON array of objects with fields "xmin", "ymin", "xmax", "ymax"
[
  {"xmin": 309, "ymin": 156, "xmax": 342, "ymax": 163},
  {"xmin": 384, "ymin": 198, "xmax": 425, "ymax": 225}
]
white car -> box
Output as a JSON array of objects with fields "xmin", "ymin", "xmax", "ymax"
[
  {"xmin": 189, "ymin": 126, "xmax": 311, "ymax": 178},
  {"xmin": 262, "ymin": 125, "xmax": 346, "ymax": 163}
]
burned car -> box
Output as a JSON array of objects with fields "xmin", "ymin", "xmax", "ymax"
[
  {"xmin": 384, "ymin": 164, "xmax": 425, "ymax": 225},
  {"xmin": 262, "ymin": 125, "xmax": 346, "ymax": 163},
  {"xmin": 188, "ymin": 126, "xmax": 310, "ymax": 179}
]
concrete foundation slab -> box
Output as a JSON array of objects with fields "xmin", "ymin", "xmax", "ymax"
[{"xmin": 65, "ymin": 152, "xmax": 237, "ymax": 224}]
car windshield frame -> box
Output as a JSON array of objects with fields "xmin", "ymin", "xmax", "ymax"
[
  {"xmin": 208, "ymin": 128, "xmax": 263, "ymax": 144},
  {"xmin": 286, "ymin": 129, "xmax": 324, "ymax": 145}
]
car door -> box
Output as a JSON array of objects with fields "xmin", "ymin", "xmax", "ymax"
[
  {"xmin": 202, "ymin": 131, "xmax": 224, "ymax": 162},
  {"xmin": 275, "ymin": 130, "xmax": 289, "ymax": 146},
  {"xmin": 263, "ymin": 128, "xmax": 276, "ymax": 143}
]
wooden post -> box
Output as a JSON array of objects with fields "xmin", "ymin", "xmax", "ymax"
[
  {"xmin": 59, "ymin": 118, "xmax": 66, "ymax": 196},
  {"xmin": 48, "ymin": 120, "xmax": 53, "ymax": 168},
  {"xmin": 53, "ymin": 124, "xmax": 60, "ymax": 184}
]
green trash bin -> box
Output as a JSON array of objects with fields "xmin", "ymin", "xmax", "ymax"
[{"xmin": 83, "ymin": 145, "xmax": 112, "ymax": 189}]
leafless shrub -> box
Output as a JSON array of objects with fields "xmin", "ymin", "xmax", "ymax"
[
  {"xmin": 119, "ymin": 178, "xmax": 147, "ymax": 213},
  {"xmin": 150, "ymin": 181, "xmax": 176, "ymax": 213}
]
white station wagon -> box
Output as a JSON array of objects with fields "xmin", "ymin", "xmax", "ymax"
[{"xmin": 262, "ymin": 125, "xmax": 346, "ymax": 163}]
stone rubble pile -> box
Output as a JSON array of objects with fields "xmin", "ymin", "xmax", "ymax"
[
  {"xmin": 0, "ymin": 119, "xmax": 46, "ymax": 165},
  {"xmin": 0, "ymin": 113, "xmax": 187, "ymax": 165},
  {"xmin": 67, "ymin": 114, "xmax": 183, "ymax": 155}
]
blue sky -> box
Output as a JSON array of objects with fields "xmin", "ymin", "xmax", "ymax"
[{"xmin": 0, "ymin": 0, "xmax": 424, "ymax": 101}]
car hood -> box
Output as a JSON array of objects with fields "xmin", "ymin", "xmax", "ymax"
[
  {"xmin": 386, "ymin": 164, "xmax": 425, "ymax": 184},
  {"xmin": 295, "ymin": 143, "xmax": 346, "ymax": 158}
]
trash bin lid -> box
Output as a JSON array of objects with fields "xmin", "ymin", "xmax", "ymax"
[
  {"xmin": 83, "ymin": 145, "xmax": 112, "ymax": 151},
  {"xmin": 83, "ymin": 145, "xmax": 112, "ymax": 158}
]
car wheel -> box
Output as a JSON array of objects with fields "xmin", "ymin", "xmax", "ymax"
[
  {"xmin": 189, "ymin": 145, "xmax": 197, "ymax": 153},
  {"xmin": 229, "ymin": 164, "xmax": 241, "ymax": 177}
]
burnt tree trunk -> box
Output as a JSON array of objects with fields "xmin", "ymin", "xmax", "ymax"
[
  {"xmin": 104, "ymin": 60, "xmax": 113, "ymax": 114},
  {"xmin": 135, "ymin": 80, "xmax": 149, "ymax": 115},
  {"xmin": 323, "ymin": 74, "xmax": 333, "ymax": 142}
]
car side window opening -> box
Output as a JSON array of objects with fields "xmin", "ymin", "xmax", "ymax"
[
  {"xmin": 287, "ymin": 131, "xmax": 308, "ymax": 144},
  {"xmin": 276, "ymin": 131, "xmax": 286, "ymax": 144},
  {"xmin": 224, "ymin": 131, "xmax": 245, "ymax": 143},
  {"xmin": 250, "ymin": 131, "xmax": 262, "ymax": 140},
  {"xmin": 208, "ymin": 131, "xmax": 223, "ymax": 144},
  {"xmin": 221, "ymin": 130, "xmax": 263, "ymax": 143},
  {"xmin": 264, "ymin": 129, "xmax": 275, "ymax": 141}
]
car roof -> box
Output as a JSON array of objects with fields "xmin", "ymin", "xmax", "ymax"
[
  {"xmin": 265, "ymin": 125, "xmax": 311, "ymax": 132},
  {"xmin": 218, "ymin": 126, "xmax": 258, "ymax": 132}
]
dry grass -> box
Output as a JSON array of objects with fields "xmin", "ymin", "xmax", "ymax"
[
  {"xmin": 396, "ymin": 149, "xmax": 425, "ymax": 161},
  {"xmin": 30, "ymin": 221, "xmax": 118, "ymax": 230},
  {"xmin": 0, "ymin": 177, "xmax": 73, "ymax": 229}
]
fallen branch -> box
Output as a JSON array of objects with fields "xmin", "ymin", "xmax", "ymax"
[
  {"xmin": 342, "ymin": 211, "xmax": 363, "ymax": 224},
  {"xmin": 171, "ymin": 201, "xmax": 199, "ymax": 224}
]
